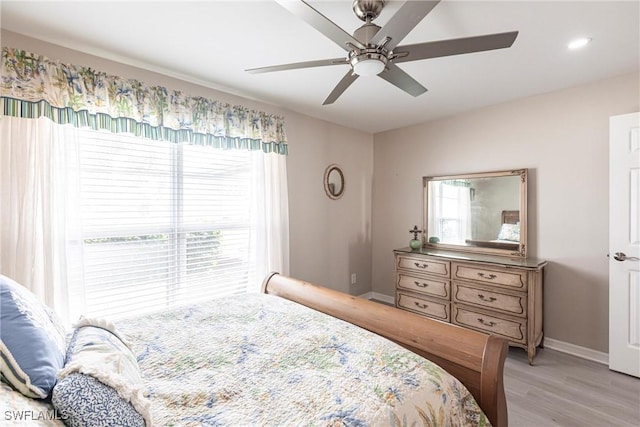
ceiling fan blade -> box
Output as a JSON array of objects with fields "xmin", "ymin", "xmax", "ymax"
[
  {"xmin": 246, "ymin": 57, "xmax": 348, "ymax": 74},
  {"xmin": 371, "ymin": 1, "xmax": 440, "ymax": 50},
  {"xmin": 393, "ymin": 31, "xmax": 519, "ymax": 64},
  {"xmin": 275, "ymin": 0, "xmax": 365, "ymax": 51},
  {"xmin": 323, "ymin": 71, "xmax": 359, "ymax": 105},
  {"xmin": 378, "ymin": 63, "xmax": 427, "ymax": 97}
]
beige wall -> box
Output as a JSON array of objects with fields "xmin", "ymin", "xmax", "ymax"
[
  {"xmin": 1, "ymin": 30, "xmax": 375, "ymax": 295},
  {"xmin": 285, "ymin": 113, "xmax": 373, "ymax": 295},
  {"xmin": 372, "ymin": 72, "xmax": 640, "ymax": 352}
]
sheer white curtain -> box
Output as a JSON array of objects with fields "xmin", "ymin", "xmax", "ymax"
[
  {"xmin": 427, "ymin": 181, "xmax": 441, "ymax": 242},
  {"xmin": 456, "ymin": 186, "xmax": 472, "ymax": 243},
  {"xmin": 0, "ymin": 116, "xmax": 83, "ymax": 323},
  {"xmin": 251, "ymin": 151, "xmax": 290, "ymax": 287},
  {"xmin": 0, "ymin": 116, "xmax": 289, "ymax": 322}
]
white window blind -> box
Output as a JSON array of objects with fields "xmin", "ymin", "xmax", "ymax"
[{"xmin": 76, "ymin": 129, "xmax": 254, "ymax": 320}]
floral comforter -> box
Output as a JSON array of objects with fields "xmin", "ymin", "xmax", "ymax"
[{"xmin": 116, "ymin": 293, "xmax": 489, "ymax": 426}]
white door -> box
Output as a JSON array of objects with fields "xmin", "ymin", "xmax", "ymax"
[{"xmin": 609, "ymin": 112, "xmax": 640, "ymax": 378}]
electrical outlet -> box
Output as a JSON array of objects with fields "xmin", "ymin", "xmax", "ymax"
[{"xmin": 350, "ymin": 273, "xmax": 357, "ymax": 285}]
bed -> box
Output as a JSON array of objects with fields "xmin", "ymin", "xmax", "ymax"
[
  {"xmin": 465, "ymin": 210, "xmax": 521, "ymax": 250},
  {"xmin": 0, "ymin": 273, "xmax": 508, "ymax": 427}
]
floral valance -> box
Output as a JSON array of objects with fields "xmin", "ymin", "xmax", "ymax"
[{"xmin": 1, "ymin": 47, "xmax": 287, "ymax": 155}]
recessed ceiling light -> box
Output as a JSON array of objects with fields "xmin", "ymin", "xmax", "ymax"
[{"xmin": 568, "ymin": 37, "xmax": 592, "ymax": 50}]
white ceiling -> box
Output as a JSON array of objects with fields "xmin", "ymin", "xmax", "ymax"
[{"xmin": 2, "ymin": 1, "xmax": 639, "ymax": 133}]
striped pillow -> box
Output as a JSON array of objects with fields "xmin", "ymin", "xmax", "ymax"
[{"xmin": 0, "ymin": 275, "xmax": 67, "ymax": 398}]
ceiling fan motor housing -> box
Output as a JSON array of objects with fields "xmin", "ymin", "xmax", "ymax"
[
  {"xmin": 349, "ymin": 1, "xmax": 390, "ymax": 76},
  {"xmin": 353, "ymin": 22, "xmax": 382, "ymax": 45}
]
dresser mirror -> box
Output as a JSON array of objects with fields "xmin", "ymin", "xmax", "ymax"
[{"xmin": 423, "ymin": 169, "xmax": 527, "ymax": 257}]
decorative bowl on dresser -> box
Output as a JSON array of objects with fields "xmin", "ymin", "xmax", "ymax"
[{"xmin": 396, "ymin": 168, "xmax": 547, "ymax": 364}]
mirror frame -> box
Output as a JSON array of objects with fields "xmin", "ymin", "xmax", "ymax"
[
  {"xmin": 324, "ymin": 164, "xmax": 345, "ymax": 200},
  {"xmin": 422, "ymin": 169, "xmax": 528, "ymax": 258}
]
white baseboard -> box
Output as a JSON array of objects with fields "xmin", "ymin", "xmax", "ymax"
[
  {"xmin": 372, "ymin": 292, "xmax": 395, "ymax": 305},
  {"xmin": 543, "ymin": 337, "xmax": 609, "ymax": 365},
  {"xmin": 359, "ymin": 292, "xmax": 395, "ymax": 305}
]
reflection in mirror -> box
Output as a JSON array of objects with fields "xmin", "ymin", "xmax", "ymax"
[
  {"xmin": 423, "ymin": 169, "xmax": 527, "ymax": 257},
  {"xmin": 324, "ymin": 164, "xmax": 345, "ymax": 199}
]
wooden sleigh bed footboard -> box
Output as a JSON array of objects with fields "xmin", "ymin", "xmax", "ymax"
[{"xmin": 262, "ymin": 272, "xmax": 508, "ymax": 427}]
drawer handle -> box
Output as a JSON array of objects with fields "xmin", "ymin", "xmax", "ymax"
[
  {"xmin": 478, "ymin": 293, "xmax": 497, "ymax": 302},
  {"xmin": 414, "ymin": 281, "xmax": 429, "ymax": 288},
  {"xmin": 415, "ymin": 301, "xmax": 428, "ymax": 309},
  {"xmin": 414, "ymin": 262, "xmax": 429, "ymax": 269},
  {"xmin": 477, "ymin": 318, "xmax": 496, "ymax": 327},
  {"xmin": 477, "ymin": 272, "xmax": 497, "ymax": 280}
]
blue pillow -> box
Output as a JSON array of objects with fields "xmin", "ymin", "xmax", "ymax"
[
  {"xmin": 53, "ymin": 373, "xmax": 146, "ymax": 427},
  {"xmin": 0, "ymin": 274, "xmax": 67, "ymax": 398}
]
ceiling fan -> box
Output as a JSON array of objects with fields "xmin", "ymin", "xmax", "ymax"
[{"xmin": 246, "ymin": 0, "xmax": 518, "ymax": 105}]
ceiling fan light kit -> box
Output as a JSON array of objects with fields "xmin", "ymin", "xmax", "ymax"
[
  {"xmin": 350, "ymin": 51, "xmax": 387, "ymax": 76},
  {"xmin": 247, "ymin": 0, "xmax": 519, "ymax": 105}
]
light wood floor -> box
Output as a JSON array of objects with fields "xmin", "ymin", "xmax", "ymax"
[{"xmin": 505, "ymin": 347, "xmax": 640, "ymax": 426}]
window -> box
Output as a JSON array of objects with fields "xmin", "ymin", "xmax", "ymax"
[
  {"xmin": 430, "ymin": 181, "xmax": 472, "ymax": 244},
  {"xmin": 1, "ymin": 47, "xmax": 289, "ymax": 326},
  {"xmin": 74, "ymin": 129, "xmax": 254, "ymax": 319}
]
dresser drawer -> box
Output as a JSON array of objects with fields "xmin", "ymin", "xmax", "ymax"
[
  {"xmin": 453, "ymin": 305, "xmax": 526, "ymax": 344},
  {"xmin": 452, "ymin": 262, "xmax": 527, "ymax": 290},
  {"xmin": 397, "ymin": 291, "xmax": 450, "ymax": 321},
  {"xmin": 453, "ymin": 282, "xmax": 526, "ymax": 317},
  {"xmin": 397, "ymin": 273, "xmax": 450, "ymax": 299},
  {"xmin": 396, "ymin": 255, "xmax": 450, "ymax": 277}
]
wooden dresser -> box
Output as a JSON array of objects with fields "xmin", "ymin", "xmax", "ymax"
[{"xmin": 394, "ymin": 247, "xmax": 546, "ymax": 364}]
